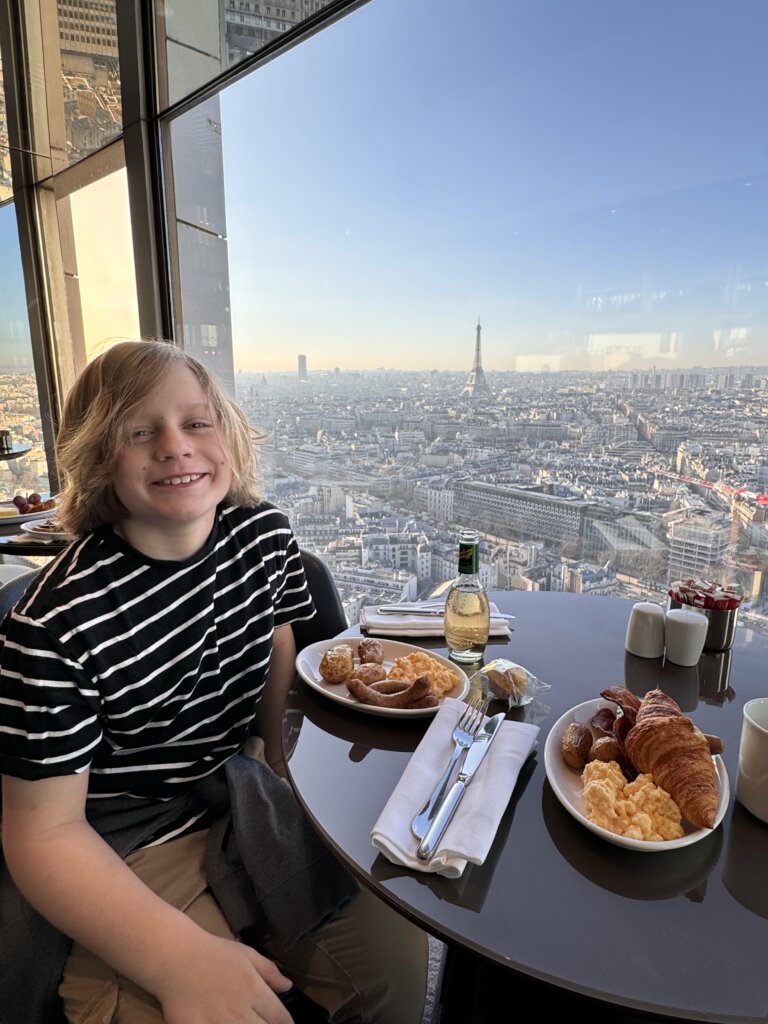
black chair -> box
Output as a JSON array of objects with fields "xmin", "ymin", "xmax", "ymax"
[
  {"xmin": 293, "ymin": 549, "xmax": 347, "ymax": 651},
  {"xmin": 0, "ymin": 568, "xmax": 40, "ymax": 622}
]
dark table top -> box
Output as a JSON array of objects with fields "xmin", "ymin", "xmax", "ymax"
[
  {"xmin": 0, "ymin": 522, "xmax": 68, "ymax": 557},
  {"xmin": 283, "ymin": 591, "xmax": 768, "ymax": 1023}
]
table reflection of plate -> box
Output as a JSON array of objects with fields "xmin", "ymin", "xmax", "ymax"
[
  {"xmin": 20, "ymin": 520, "xmax": 74, "ymax": 541},
  {"xmin": 543, "ymin": 698, "xmax": 729, "ymax": 852},
  {"xmin": 295, "ymin": 637, "xmax": 470, "ymax": 718},
  {"xmin": 0, "ymin": 497, "xmax": 58, "ymax": 525}
]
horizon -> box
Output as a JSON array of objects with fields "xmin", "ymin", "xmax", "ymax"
[{"xmin": 2, "ymin": 1, "xmax": 768, "ymax": 375}]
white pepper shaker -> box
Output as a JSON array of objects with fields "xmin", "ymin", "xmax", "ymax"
[{"xmin": 625, "ymin": 602, "xmax": 665, "ymax": 659}]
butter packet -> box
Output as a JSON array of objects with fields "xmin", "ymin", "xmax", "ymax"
[{"xmin": 472, "ymin": 658, "xmax": 550, "ymax": 709}]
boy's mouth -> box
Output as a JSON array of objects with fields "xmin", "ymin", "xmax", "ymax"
[{"xmin": 155, "ymin": 473, "xmax": 204, "ymax": 486}]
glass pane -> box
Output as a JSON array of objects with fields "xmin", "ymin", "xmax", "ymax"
[
  {"xmin": 61, "ymin": 165, "xmax": 140, "ymax": 360},
  {"xmin": 167, "ymin": 95, "xmax": 235, "ymax": 396},
  {"xmin": 156, "ymin": 0, "xmax": 337, "ymax": 109},
  {"xmin": 168, "ymin": 0, "xmax": 768, "ymax": 630},
  {"xmin": 0, "ymin": 55, "xmax": 12, "ymax": 201},
  {"xmin": 57, "ymin": 0, "xmax": 122, "ymax": 166},
  {"xmin": 18, "ymin": 1, "xmax": 122, "ymax": 175},
  {"xmin": 0, "ymin": 204, "xmax": 50, "ymax": 500}
]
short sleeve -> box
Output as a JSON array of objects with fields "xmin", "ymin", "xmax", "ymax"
[
  {"xmin": 254, "ymin": 506, "xmax": 315, "ymax": 630},
  {"xmin": 0, "ymin": 608, "xmax": 102, "ymax": 780}
]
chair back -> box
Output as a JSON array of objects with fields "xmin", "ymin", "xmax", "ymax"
[
  {"xmin": 0, "ymin": 568, "xmax": 41, "ymax": 623},
  {"xmin": 293, "ymin": 549, "xmax": 347, "ymax": 651}
]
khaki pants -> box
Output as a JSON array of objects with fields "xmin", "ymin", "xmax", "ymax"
[{"xmin": 59, "ymin": 830, "xmax": 428, "ymax": 1024}]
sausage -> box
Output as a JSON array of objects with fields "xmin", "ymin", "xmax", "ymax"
[
  {"xmin": 346, "ymin": 674, "xmax": 432, "ymax": 708},
  {"xmin": 705, "ymin": 733, "xmax": 724, "ymax": 755},
  {"xmin": 369, "ymin": 680, "xmax": 411, "ymax": 695},
  {"xmin": 590, "ymin": 707, "xmax": 616, "ymax": 737},
  {"xmin": 368, "ymin": 681, "xmax": 438, "ymax": 708},
  {"xmin": 407, "ymin": 694, "xmax": 439, "ymax": 709}
]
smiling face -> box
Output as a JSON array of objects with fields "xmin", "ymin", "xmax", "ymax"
[{"xmin": 112, "ymin": 364, "xmax": 233, "ymax": 558}]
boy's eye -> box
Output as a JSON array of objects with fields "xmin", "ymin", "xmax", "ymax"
[
  {"xmin": 128, "ymin": 428, "xmax": 153, "ymax": 442},
  {"xmin": 188, "ymin": 421, "xmax": 213, "ymax": 430}
]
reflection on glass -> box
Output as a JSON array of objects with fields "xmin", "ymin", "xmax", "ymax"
[
  {"xmin": 0, "ymin": 205, "xmax": 49, "ymax": 497},
  {"xmin": 19, "ymin": 1, "xmax": 123, "ymax": 173},
  {"xmin": 57, "ymin": 0, "xmax": 122, "ymax": 166},
  {"xmin": 156, "ymin": 0, "xmax": 336, "ymax": 108},
  {"xmin": 168, "ymin": 96, "xmax": 235, "ymax": 396},
  {"xmin": 64, "ymin": 167, "xmax": 139, "ymax": 359},
  {"xmin": 0, "ymin": 56, "xmax": 12, "ymax": 201}
]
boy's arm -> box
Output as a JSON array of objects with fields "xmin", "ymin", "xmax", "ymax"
[
  {"xmin": 254, "ymin": 623, "xmax": 297, "ymax": 776},
  {"xmin": 2, "ymin": 772, "xmax": 293, "ymax": 1024}
]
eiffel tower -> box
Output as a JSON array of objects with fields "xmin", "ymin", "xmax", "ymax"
[{"xmin": 460, "ymin": 319, "xmax": 491, "ymax": 398}]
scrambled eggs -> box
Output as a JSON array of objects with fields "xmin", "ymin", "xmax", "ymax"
[
  {"xmin": 582, "ymin": 760, "xmax": 684, "ymax": 841},
  {"xmin": 387, "ymin": 651, "xmax": 458, "ymax": 696}
]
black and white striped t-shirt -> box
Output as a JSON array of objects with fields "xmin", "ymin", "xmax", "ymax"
[{"xmin": 0, "ymin": 502, "xmax": 314, "ymax": 804}]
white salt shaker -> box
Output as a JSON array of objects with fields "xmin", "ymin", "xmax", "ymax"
[
  {"xmin": 625, "ymin": 602, "xmax": 665, "ymax": 658},
  {"xmin": 664, "ymin": 607, "xmax": 708, "ymax": 666}
]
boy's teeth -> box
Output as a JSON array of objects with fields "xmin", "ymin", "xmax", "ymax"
[{"xmin": 161, "ymin": 474, "xmax": 200, "ymax": 485}]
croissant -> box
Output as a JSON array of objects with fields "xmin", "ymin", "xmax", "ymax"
[{"xmin": 624, "ymin": 689, "xmax": 718, "ymax": 829}]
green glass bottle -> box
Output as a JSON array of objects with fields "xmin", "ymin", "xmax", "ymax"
[{"xmin": 444, "ymin": 529, "xmax": 491, "ymax": 662}]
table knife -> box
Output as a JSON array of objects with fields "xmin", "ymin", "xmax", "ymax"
[
  {"xmin": 416, "ymin": 711, "xmax": 505, "ymax": 861},
  {"xmin": 376, "ymin": 606, "xmax": 515, "ymax": 619},
  {"xmin": 376, "ymin": 606, "xmax": 445, "ymax": 616}
]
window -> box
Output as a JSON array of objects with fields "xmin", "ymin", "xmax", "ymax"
[
  {"xmin": 155, "ymin": 0, "xmax": 338, "ymax": 108},
  {"xmin": 165, "ymin": 0, "xmax": 768, "ymax": 624},
  {"xmin": 0, "ymin": 55, "xmax": 12, "ymax": 202},
  {"xmin": 3, "ymin": 0, "xmax": 768, "ymax": 635},
  {"xmin": 0, "ymin": 204, "xmax": 48, "ymax": 496}
]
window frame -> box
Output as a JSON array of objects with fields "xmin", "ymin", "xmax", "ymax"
[{"xmin": 0, "ymin": 0, "xmax": 368, "ymax": 491}]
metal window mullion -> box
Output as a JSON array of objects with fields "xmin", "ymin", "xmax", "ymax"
[
  {"xmin": 0, "ymin": 0, "xmax": 61, "ymax": 487},
  {"xmin": 116, "ymin": 0, "xmax": 173, "ymax": 343}
]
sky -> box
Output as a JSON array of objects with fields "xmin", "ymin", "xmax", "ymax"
[
  {"xmin": 221, "ymin": 0, "xmax": 768, "ymax": 373},
  {"xmin": 1, "ymin": 0, "xmax": 768, "ymax": 376},
  {"xmin": 0, "ymin": 204, "xmax": 33, "ymax": 369}
]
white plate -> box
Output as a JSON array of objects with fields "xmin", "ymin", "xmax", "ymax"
[
  {"xmin": 296, "ymin": 637, "xmax": 470, "ymax": 718},
  {"xmin": 20, "ymin": 520, "xmax": 73, "ymax": 541},
  {"xmin": 544, "ymin": 698, "xmax": 729, "ymax": 852},
  {"xmin": 0, "ymin": 496, "xmax": 58, "ymax": 525}
]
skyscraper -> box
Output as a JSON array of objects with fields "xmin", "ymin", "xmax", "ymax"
[
  {"xmin": 298, "ymin": 354, "xmax": 308, "ymax": 380},
  {"xmin": 460, "ymin": 319, "xmax": 491, "ymax": 398}
]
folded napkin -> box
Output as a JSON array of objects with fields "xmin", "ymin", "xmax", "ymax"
[
  {"xmin": 360, "ymin": 602, "xmax": 511, "ymax": 638},
  {"xmin": 371, "ymin": 697, "xmax": 539, "ymax": 878}
]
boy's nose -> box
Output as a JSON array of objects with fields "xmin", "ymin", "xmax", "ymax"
[{"xmin": 155, "ymin": 426, "xmax": 193, "ymax": 459}]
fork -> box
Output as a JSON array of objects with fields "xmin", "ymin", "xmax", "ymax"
[{"xmin": 411, "ymin": 692, "xmax": 487, "ymax": 840}]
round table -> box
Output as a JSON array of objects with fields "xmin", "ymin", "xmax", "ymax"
[{"xmin": 284, "ymin": 591, "xmax": 768, "ymax": 1023}]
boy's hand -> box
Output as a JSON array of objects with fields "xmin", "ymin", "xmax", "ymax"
[{"xmin": 158, "ymin": 932, "xmax": 294, "ymax": 1024}]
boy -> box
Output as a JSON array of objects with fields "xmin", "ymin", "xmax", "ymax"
[{"xmin": 0, "ymin": 341, "xmax": 428, "ymax": 1024}]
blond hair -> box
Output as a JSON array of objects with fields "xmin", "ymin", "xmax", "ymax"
[{"xmin": 55, "ymin": 341, "xmax": 262, "ymax": 535}]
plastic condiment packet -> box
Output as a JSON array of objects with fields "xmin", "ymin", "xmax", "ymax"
[
  {"xmin": 668, "ymin": 577, "xmax": 742, "ymax": 611},
  {"xmin": 471, "ymin": 658, "xmax": 551, "ymax": 709}
]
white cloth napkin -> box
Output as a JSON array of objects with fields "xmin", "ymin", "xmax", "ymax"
[
  {"xmin": 360, "ymin": 602, "xmax": 511, "ymax": 638},
  {"xmin": 371, "ymin": 697, "xmax": 539, "ymax": 878}
]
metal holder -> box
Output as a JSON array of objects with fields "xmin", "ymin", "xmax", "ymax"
[{"xmin": 668, "ymin": 598, "xmax": 739, "ymax": 652}]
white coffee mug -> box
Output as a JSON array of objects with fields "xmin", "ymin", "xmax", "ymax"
[
  {"xmin": 736, "ymin": 697, "xmax": 768, "ymax": 824},
  {"xmin": 625, "ymin": 602, "xmax": 665, "ymax": 659},
  {"xmin": 664, "ymin": 607, "xmax": 708, "ymax": 666}
]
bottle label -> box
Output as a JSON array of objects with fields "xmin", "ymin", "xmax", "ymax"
[{"xmin": 458, "ymin": 542, "xmax": 479, "ymax": 574}]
